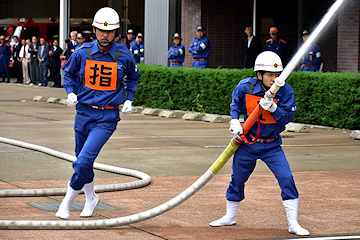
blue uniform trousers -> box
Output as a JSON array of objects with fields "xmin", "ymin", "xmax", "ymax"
[
  {"xmin": 193, "ymin": 59, "xmax": 208, "ymax": 69},
  {"xmin": 226, "ymin": 141, "xmax": 298, "ymax": 202},
  {"xmin": 300, "ymin": 65, "xmax": 318, "ymax": 72},
  {"xmin": 170, "ymin": 63, "xmax": 183, "ymax": 67},
  {"xmin": 0, "ymin": 57, "xmax": 10, "ymax": 77},
  {"xmin": 70, "ymin": 103, "xmax": 119, "ymax": 190}
]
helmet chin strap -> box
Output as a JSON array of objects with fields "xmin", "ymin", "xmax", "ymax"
[
  {"xmin": 257, "ymin": 72, "xmax": 270, "ymax": 91},
  {"xmin": 98, "ymin": 41, "xmax": 112, "ymax": 47},
  {"xmin": 95, "ymin": 28, "xmax": 117, "ymax": 48}
]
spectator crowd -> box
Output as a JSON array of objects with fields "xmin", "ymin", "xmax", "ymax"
[{"xmin": 0, "ymin": 25, "xmax": 322, "ymax": 87}]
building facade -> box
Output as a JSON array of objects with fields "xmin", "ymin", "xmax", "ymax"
[{"xmin": 1, "ymin": 0, "xmax": 359, "ymax": 72}]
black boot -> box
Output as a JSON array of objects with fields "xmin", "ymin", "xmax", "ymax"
[{"xmin": 6, "ymin": 77, "xmax": 10, "ymax": 83}]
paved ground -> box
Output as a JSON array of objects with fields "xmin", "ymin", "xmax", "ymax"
[{"xmin": 0, "ymin": 80, "xmax": 359, "ymax": 239}]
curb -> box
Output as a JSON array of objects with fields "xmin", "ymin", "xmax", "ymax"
[{"xmin": 32, "ymin": 96, "xmax": 359, "ymax": 137}]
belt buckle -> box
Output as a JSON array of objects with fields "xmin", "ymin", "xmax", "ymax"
[{"xmin": 91, "ymin": 105, "xmax": 104, "ymax": 110}]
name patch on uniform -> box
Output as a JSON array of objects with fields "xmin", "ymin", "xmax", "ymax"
[{"xmin": 84, "ymin": 60, "xmax": 117, "ymax": 91}]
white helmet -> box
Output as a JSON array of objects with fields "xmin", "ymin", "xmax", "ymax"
[
  {"xmin": 92, "ymin": 7, "xmax": 120, "ymax": 31},
  {"xmin": 253, "ymin": 51, "xmax": 283, "ymax": 72}
]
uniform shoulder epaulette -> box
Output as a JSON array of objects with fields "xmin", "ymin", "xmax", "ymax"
[
  {"xmin": 81, "ymin": 42, "xmax": 93, "ymax": 48},
  {"xmin": 240, "ymin": 77, "xmax": 257, "ymax": 85},
  {"xmin": 266, "ymin": 39, "xmax": 272, "ymax": 42},
  {"xmin": 280, "ymin": 39, "xmax": 287, "ymax": 44}
]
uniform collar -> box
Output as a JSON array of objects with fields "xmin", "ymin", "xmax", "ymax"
[
  {"xmin": 90, "ymin": 40, "xmax": 118, "ymax": 59},
  {"xmin": 252, "ymin": 79, "xmax": 266, "ymax": 94}
]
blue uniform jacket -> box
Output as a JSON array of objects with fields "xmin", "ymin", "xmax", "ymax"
[
  {"xmin": 130, "ymin": 41, "xmax": 144, "ymax": 63},
  {"xmin": 0, "ymin": 44, "xmax": 11, "ymax": 59},
  {"xmin": 167, "ymin": 44, "xmax": 185, "ymax": 63},
  {"xmin": 188, "ymin": 36, "xmax": 211, "ymax": 59},
  {"xmin": 301, "ymin": 44, "xmax": 322, "ymax": 71},
  {"xmin": 63, "ymin": 40, "xmax": 141, "ymax": 107},
  {"xmin": 265, "ymin": 38, "xmax": 288, "ymax": 63},
  {"xmin": 230, "ymin": 77, "xmax": 296, "ymax": 140}
]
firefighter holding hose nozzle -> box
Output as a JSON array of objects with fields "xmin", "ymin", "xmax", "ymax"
[{"xmin": 209, "ymin": 51, "xmax": 310, "ymax": 236}]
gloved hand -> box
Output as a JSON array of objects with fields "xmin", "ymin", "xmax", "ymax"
[
  {"xmin": 121, "ymin": 100, "xmax": 132, "ymax": 114},
  {"xmin": 259, "ymin": 98, "xmax": 277, "ymax": 112},
  {"xmin": 229, "ymin": 119, "xmax": 243, "ymax": 136},
  {"xmin": 66, "ymin": 93, "xmax": 78, "ymax": 107}
]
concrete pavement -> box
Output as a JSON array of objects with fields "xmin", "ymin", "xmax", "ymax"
[{"xmin": 0, "ymin": 81, "xmax": 359, "ymax": 239}]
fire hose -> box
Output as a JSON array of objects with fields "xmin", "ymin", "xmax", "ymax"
[{"xmin": 0, "ymin": 0, "xmax": 344, "ymax": 229}]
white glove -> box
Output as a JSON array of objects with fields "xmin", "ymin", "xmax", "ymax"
[
  {"xmin": 229, "ymin": 119, "xmax": 243, "ymax": 136},
  {"xmin": 259, "ymin": 98, "xmax": 277, "ymax": 112},
  {"xmin": 66, "ymin": 93, "xmax": 78, "ymax": 107},
  {"xmin": 121, "ymin": 100, "xmax": 132, "ymax": 114}
]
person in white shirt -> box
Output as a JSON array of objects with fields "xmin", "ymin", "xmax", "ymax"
[{"xmin": 19, "ymin": 39, "xmax": 31, "ymax": 85}]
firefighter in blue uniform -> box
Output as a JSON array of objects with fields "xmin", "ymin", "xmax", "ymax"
[
  {"xmin": 189, "ymin": 25, "xmax": 211, "ymax": 69},
  {"xmin": 127, "ymin": 29, "xmax": 136, "ymax": 48},
  {"xmin": 265, "ymin": 27, "xmax": 288, "ymax": 64},
  {"xmin": 56, "ymin": 7, "xmax": 141, "ymax": 220},
  {"xmin": 0, "ymin": 36, "xmax": 11, "ymax": 83},
  {"xmin": 209, "ymin": 51, "xmax": 310, "ymax": 236},
  {"xmin": 300, "ymin": 30, "xmax": 322, "ymax": 71},
  {"xmin": 167, "ymin": 33, "xmax": 185, "ymax": 67},
  {"xmin": 130, "ymin": 33, "xmax": 144, "ymax": 64}
]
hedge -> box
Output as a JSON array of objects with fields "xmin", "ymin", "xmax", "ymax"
[{"xmin": 134, "ymin": 64, "xmax": 360, "ymax": 130}]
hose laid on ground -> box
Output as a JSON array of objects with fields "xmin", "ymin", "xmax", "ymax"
[
  {"xmin": 0, "ymin": 136, "xmax": 234, "ymax": 229},
  {"xmin": 0, "ymin": 0, "xmax": 344, "ymax": 229},
  {"xmin": 0, "ymin": 137, "xmax": 151, "ymax": 197}
]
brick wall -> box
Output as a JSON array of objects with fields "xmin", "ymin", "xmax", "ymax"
[
  {"xmin": 337, "ymin": 0, "xmax": 360, "ymax": 72},
  {"xmin": 182, "ymin": 0, "xmax": 252, "ymax": 68},
  {"xmin": 201, "ymin": 0, "xmax": 252, "ymax": 68},
  {"xmin": 181, "ymin": 0, "xmax": 202, "ymax": 68},
  {"xmin": 317, "ymin": 23, "xmax": 338, "ymax": 72},
  {"xmin": 181, "ymin": 0, "xmax": 359, "ymax": 72}
]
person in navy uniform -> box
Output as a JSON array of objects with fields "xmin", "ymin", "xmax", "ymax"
[
  {"xmin": 127, "ymin": 29, "xmax": 136, "ymax": 48},
  {"xmin": 0, "ymin": 36, "xmax": 11, "ymax": 83},
  {"xmin": 167, "ymin": 33, "xmax": 185, "ymax": 67},
  {"xmin": 189, "ymin": 25, "xmax": 211, "ymax": 69},
  {"xmin": 244, "ymin": 25, "xmax": 263, "ymax": 69},
  {"xmin": 75, "ymin": 33, "xmax": 86, "ymax": 49},
  {"xmin": 265, "ymin": 27, "xmax": 288, "ymax": 64},
  {"xmin": 130, "ymin": 33, "xmax": 144, "ymax": 64},
  {"xmin": 55, "ymin": 7, "xmax": 141, "ymax": 220},
  {"xmin": 209, "ymin": 51, "xmax": 310, "ymax": 236},
  {"xmin": 300, "ymin": 30, "xmax": 322, "ymax": 71}
]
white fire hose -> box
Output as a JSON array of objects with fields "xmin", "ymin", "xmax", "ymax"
[{"xmin": 0, "ymin": 0, "xmax": 344, "ymax": 230}]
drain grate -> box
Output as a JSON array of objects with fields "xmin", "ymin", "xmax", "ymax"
[{"xmin": 27, "ymin": 202, "xmax": 121, "ymax": 211}]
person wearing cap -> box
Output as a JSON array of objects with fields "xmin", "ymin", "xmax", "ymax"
[
  {"xmin": 244, "ymin": 25, "xmax": 263, "ymax": 69},
  {"xmin": 115, "ymin": 33, "xmax": 128, "ymax": 48},
  {"xmin": 127, "ymin": 29, "xmax": 136, "ymax": 48},
  {"xmin": 265, "ymin": 27, "xmax": 288, "ymax": 64},
  {"xmin": 189, "ymin": 25, "xmax": 211, "ymax": 69},
  {"xmin": 209, "ymin": 51, "xmax": 310, "ymax": 236},
  {"xmin": 130, "ymin": 33, "xmax": 144, "ymax": 64},
  {"xmin": 75, "ymin": 33, "xmax": 86, "ymax": 49},
  {"xmin": 300, "ymin": 30, "xmax": 322, "ymax": 72},
  {"xmin": 167, "ymin": 33, "xmax": 185, "ymax": 67},
  {"xmin": 56, "ymin": 6, "xmax": 141, "ymax": 220},
  {"xmin": 0, "ymin": 36, "xmax": 11, "ymax": 83}
]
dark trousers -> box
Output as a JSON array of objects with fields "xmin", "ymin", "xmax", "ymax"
[
  {"xmin": 51, "ymin": 65, "xmax": 61, "ymax": 87},
  {"xmin": 39, "ymin": 64, "xmax": 48, "ymax": 86},
  {"xmin": 14, "ymin": 59, "xmax": 23, "ymax": 83},
  {"xmin": 29, "ymin": 58, "xmax": 39, "ymax": 84}
]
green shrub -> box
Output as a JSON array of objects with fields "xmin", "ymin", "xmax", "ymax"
[{"xmin": 135, "ymin": 64, "xmax": 360, "ymax": 130}]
